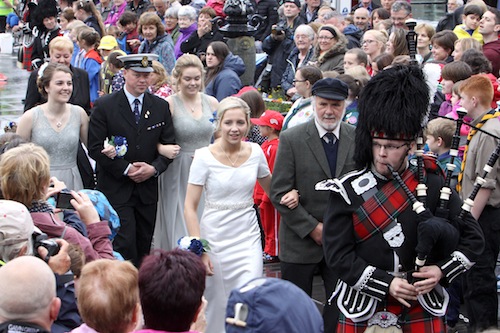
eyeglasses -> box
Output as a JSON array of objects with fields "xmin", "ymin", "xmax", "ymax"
[
  {"xmin": 372, "ymin": 142, "xmax": 409, "ymax": 151},
  {"xmin": 292, "ymin": 79, "xmax": 307, "ymax": 84},
  {"xmin": 318, "ymin": 36, "xmax": 335, "ymax": 41},
  {"xmin": 362, "ymin": 39, "xmax": 377, "ymax": 45},
  {"xmin": 295, "ymin": 34, "xmax": 310, "ymax": 40},
  {"xmin": 391, "ymin": 13, "xmax": 410, "ymax": 22}
]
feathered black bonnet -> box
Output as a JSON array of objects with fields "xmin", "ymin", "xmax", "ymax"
[{"xmin": 354, "ymin": 65, "xmax": 429, "ymax": 168}]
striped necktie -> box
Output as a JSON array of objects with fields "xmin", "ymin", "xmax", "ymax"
[{"xmin": 457, "ymin": 109, "xmax": 500, "ymax": 193}]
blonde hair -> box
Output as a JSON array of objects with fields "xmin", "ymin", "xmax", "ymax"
[
  {"xmin": 49, "ymin": 36, "xmax": 74, "ymax": 54},
  {"xmin": 425, "ymin": 117, "xmax": 456, "ymax": 148},
  {"xmin": 415, "ymin": 23, "xmax": 435, "ymax": 40},
  {"xmin": 455, "ymin": 37, "xmax": 482, "ymax": 52},
  {"xmin": 172, "ymin": 54, "xmax": 205, "ymax": 91},
  {"xmin": 345, "ymin": 65, "xmax": 370, "ymax": 86},
  {"xmin": 216, "ymin": 97, "xmax": 251, "ymax": 137},
  {"xmin": 77, "ymin": 259, "xmax": 139, "ymax": 333},
  {"xmin": 363, "ymin": 29, "xmax": 388, "ymax": 53},
  {"xmin": 151, "ymin": 60, "xmax": 170, "ymax": 90},
  {"xmin": 0, "ymin": 144, "xmax": 51, "ymax": 207}
]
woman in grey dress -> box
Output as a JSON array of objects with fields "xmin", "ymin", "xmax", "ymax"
[
  {"xmin": 17, "ymin": 63, "xmax": 89, "ymax": 191},
  {"xmin": 153, "ymin": 54, "xmax": 219, "ymax": 250}
]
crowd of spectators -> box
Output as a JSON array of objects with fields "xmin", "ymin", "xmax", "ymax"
[{"xmin": 0, "ymin": 0, "xmax": 500, "ymax": 332}]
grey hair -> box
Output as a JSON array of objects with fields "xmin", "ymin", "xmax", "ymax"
[
  {"xmin": 0, "ymin": 236, "xmax": 33, "ymax": 264},
  {"xmin": 294, "ymin": 24, "xmax": 315, "ymax": 41},
  {"xmin": 455, "ymin": 0, "xmax": 464, "ymax": 6},
  {"xmin": 178, "ymin": 5, "xmax": 197, "ymax": 20},
  {"xmin": 165, "ymin": 6, "xmax": 179, "ymax": 18},
  {"xmin": 391, "ymin": 1, "xmax": 411, "ymax": 14}
]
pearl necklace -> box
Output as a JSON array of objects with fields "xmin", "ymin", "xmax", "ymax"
[{"xmin": 219, "ymin": 143, "xmax": 242, "ymax": 167}]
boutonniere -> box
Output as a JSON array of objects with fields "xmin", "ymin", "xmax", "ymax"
[
  {"xmin": 178, "ymin": 236, "xmax": 210, "ymax": 256},
  {"xmin": 105, "ymin": 136, "xmax": 128, "ymax": 158}
]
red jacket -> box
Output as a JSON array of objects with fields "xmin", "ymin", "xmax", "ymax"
[
  {"xmin": 254, "ymin": 138, "xmax": 279, "ymax": 204},
  {"xmin": 31, "ymin": 212, "xmax": 114, "ymax": 262}
]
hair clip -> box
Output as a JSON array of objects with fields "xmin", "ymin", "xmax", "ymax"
[{"xmin": 38, "ymin": 62, "xmax": 49, "ymax": 79}]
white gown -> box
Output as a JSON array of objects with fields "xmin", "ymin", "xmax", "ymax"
[{"xmin": 188, "ymin": 143, "xmax": 270, "ymax": 333}]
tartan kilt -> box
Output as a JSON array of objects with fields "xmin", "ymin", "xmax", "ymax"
[
  {"xmin": 22, "ymin": 45, "xmax": 33, "ymax": 71},
  {"xmin": 337, "ymin": 296, "xmax": 446, "ymax": 333}
]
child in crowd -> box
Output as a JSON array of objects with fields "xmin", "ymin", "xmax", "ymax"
[
  {"xmin": 343, "ymin": 48, "xmax": 368, "ymax": 72},
  {"xmin": 438, "ymin": 61, "xmax": 472, "ymax": 117},
  {"xmin": 457, "ymin": 74, "xmax": 500, "ymax": 333},
  {"xmin": 59, "ymin": 8, "xmax": 75, "ymax": 38},
  {"xmin": 251, "ymin": 110, "xmax": 284, "ymax": 263},
  {"xmin": 97, "ymin": 35, "xmax": 120, "ymax": 59},
  {"xmin": 105, "ymin": 25, "xmax": 121, "ymax": 39},
  {"xmin": 69, "ymin": 23, "xmax": 91, "ymax": 67},
  {"xmin": 99, "ymin": 49, "xmax": 126, "ymax": 96},
  {"xmin": 445, "ymin": 81, "xmax": 473, "ymax": 158},
  {"xmin": 453, "ymin": 3, "xmax": 484, "ymax": 44},
  {"xmin": 425, "ymin": 117, "xmax": 463, "ymax": 186},
  {"xmin": 424, "ymin": 118, "xmax": 464, "ymax": 333},
  {"xmin": 117, "ymin": 11, "xmax": 140, "ymax": 54},
  {"xmin": 79, "ymin": 29, "xmax": 103, "ymax": 103}
]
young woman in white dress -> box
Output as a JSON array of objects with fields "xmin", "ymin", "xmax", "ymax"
[{"xmin": 184, "ymin": 97, "xmax": 273, "ymax": 333}]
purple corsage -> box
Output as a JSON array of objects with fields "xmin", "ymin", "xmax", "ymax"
[{"xmin": 178, "ymin": 236, "xmax": 210, "ymax": 256}]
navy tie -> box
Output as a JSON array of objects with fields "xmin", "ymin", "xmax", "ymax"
[
  {"xmin": 325, "ymin": 132, "xmax": 335, "ymax": 145},
  {"xmin": 133, "ymin": 99, "xmax": 141, "ymax": 124}
]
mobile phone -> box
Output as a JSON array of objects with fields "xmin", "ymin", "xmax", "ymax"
[{"xmin": 56, "ymin": 191, "xmax": 74, "ymax": 210}]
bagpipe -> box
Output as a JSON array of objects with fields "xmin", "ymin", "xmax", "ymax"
[{"xmin": 385, "ymin": 21, "xmax": 485, "ymax": 277}]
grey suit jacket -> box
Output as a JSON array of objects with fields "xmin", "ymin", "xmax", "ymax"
[{"xmin": 270, "ymin": 119, "xmax": 356, "ymax": 264}]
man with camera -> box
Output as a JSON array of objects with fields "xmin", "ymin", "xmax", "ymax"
[
  {"xmin": 0, "ymin": 200, "xmax": 70, "ymax": 272},
  {"xmin": 0, "ymin": 200, "xmax": 72, "ymax": 333},
  {"xmin": 262, "ymin": 0, "xmax": 305, "ymax": 92}
]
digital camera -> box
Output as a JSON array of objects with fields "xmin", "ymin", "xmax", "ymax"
[{"xmin": 33, "ymin": 230, "xmax": 60, "ymax": 259}]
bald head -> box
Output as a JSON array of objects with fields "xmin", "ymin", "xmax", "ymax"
[
  {"xmin": 354, "ymin": 8, "xmax": 370, "ymax": 31},
  {"xmin": 0, "ymin": 256, "xmax": 60, "ymax": 329}
]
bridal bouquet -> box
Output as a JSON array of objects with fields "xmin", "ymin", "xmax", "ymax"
[{"xmin": 178, "ymin": 236, "xmax": 210, "ymax": 256}]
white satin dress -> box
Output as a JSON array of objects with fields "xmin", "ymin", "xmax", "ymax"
[{"xmin": 188, "ymin": 143, "xmax": 270, "ymax": 333}]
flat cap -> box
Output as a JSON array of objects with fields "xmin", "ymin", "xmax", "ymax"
[{"xmin": 311, "ymin": 78, "xmax": 349, "ymax": 101}]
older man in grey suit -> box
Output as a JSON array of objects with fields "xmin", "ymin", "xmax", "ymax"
[{"xmin": 271, "ymin": 78, "xmax": 356, "ymax": 333}]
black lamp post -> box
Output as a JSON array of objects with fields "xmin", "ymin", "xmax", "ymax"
[{"xmin": 215, "ymin": 0, "xmax": 263, "ymax": 86}]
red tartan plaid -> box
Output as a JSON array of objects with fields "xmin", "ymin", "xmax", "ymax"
[
  {"xmin": 353, "ymin": 167, "xmax": 419, "ymax": 243},
  {"xmin": 337, "ymin": 296, "xmax": 446, "ymax": 333},
  {"xmin": 22, "ymin": 45, "xmax": 33, "ymax": 71}
]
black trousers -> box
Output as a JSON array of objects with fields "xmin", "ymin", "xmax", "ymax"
[
  {"xmin": 281, "ymin": 259, "xmax": 339, "ymax": 333},
  {"xmin": 77, "ymin": 143, "xmax": 96, "ymax": 189},
  {"xmin": 113, "ymin": 191, "xmax": 157, "ymax": 267},
  {"xmin": 464, "ymin": 205, "xmax": 500, "ymax": 332}
]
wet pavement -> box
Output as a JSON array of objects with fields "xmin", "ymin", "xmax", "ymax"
[{"xmin": 0, "ymin": 50, "xmax": 30, "ymax": 130}]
